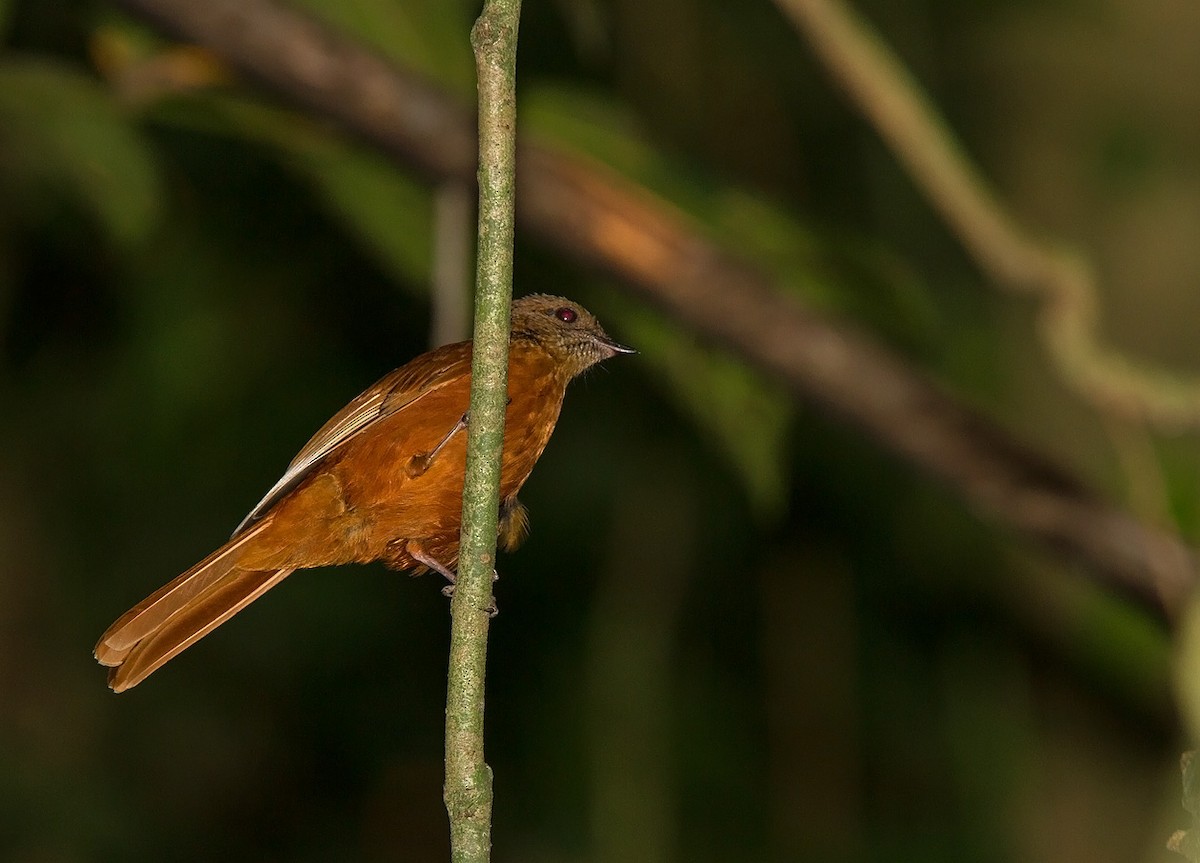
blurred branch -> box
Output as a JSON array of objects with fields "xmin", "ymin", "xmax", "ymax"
[
  {"xmin": 588, "ymin": 474, "xmax": 691, "ymax": 863},
  {"xmin": 110, "ymin": 0, "xmax": 477, "ymax": 177},
  {"xmin": 107, "ymin": 0, "xmax": 1198, "ymax": 620},
  {"xmin": 444, "ymin": 2, "xmax": 522, "ymax": 861},
  {"xmin": 431, "ymin": 180, "xmax": 473, "ymax": 347},
  {"xmin": 524, "ymin": 150, "xmax": 1194, "ymax": 620},
  {"xmin": 1169, "ymin": 752, "xmax": 1200, "ymax": 860},
  {"xmin": 1103, "ymin": 418, "xmax": 1175, "ymax": 532},
  {"xmin": 773, "ymin": 0, "xmax": 1200, "ymax": 432}
]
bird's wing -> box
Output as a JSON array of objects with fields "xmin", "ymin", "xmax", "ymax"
[{"xmin": 232, "ymin": 342, "xmax": 473, "ymax": 536}]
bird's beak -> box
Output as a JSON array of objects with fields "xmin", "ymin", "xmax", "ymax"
[{"xmin": 595, "ymin": 334, "xmax": 636, "ymax": 358}]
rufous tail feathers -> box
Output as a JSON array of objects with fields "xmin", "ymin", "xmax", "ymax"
[{"xmin": 94, "ymin": 522, "xmax": 295, "ymax": 692}]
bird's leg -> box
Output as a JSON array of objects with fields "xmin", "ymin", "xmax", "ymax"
[
  {"xmin": 407, "ymin": 545, "xmax": 458, "ymax": 587},
  {"xmin": 408, "ymin": 544, "xmax": 498, "ymax": 617},
  {"xmin": 405, "ymin": 412, "xmax": 469, "ymax": 479}
]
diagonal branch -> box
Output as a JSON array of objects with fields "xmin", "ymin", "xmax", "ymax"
[
  {"xmin": 107, "ymin": 0, "xmax": 1198, "ymax": 621},
  {"xmin": 772, "ymin": 0, "xmax": 1200, "ymax": 432}
]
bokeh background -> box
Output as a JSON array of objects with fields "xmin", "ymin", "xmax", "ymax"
[{"xmin": 2, "ymin": 0, "xmax": 1198, "ymax": 860}]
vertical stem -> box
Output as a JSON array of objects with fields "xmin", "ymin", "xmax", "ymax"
[
  {"xmin": 587, "ymin": 475, "xmax": 691, "ymax": 863},
  {"xmin": 430, "ymin": 180, "xmax": 474, "ymax": 347},
  {"xmin": 444, "ymin": 2, "xmax": 521, "ymax": 862}
]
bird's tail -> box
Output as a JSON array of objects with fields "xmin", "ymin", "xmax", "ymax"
[{"xmin": 94, "ymin": 522, "xmax": 295, "ymax": 692}]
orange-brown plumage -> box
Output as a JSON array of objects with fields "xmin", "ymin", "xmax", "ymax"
[{"xmin": 94, "ymin": 295, "xmax": 631, "ymax": 692}]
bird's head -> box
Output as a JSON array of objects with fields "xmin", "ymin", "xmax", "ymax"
[{"xmin": 509, "ymin": 294, "xmax": 634, "ymax": 380}]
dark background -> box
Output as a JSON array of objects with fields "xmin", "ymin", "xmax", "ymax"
[{"xmin": 0, "ymin": 0, "xmax": 1194, "ymax": 860}]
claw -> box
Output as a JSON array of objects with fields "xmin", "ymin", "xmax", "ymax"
[{"xmin": 441, "ymin": 585, "xmax": 498, "ymax": 617}]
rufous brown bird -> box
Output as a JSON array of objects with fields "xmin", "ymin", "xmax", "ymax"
[{"xmin": 94, "ymin": 294, "xmax": 632, "ymax": 692}]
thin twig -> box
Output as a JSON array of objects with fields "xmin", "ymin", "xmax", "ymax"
[
  {"xmin": 772, "ymin": 0, "xmax": 1200, "ymax": 432},
  {"xmin": 107, "ymin": 0, "xmax": 1198, "ymax": 620},
  {"xmin": 443, "ymin": 2, "xmax": 521, "ymax": 861}
]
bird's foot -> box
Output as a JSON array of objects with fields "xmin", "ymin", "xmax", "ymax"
[
  {"xmin": 410, "ymin": 544, "xmax": 497, "ymax": 614},
  {"xmin": 440, "ymin": 581, "xmax": 499, "ymax": 617}
]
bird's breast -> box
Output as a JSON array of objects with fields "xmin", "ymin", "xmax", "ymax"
[{"xmin": 499, "ymin": 357, "xmax": 565, "ymax": 493}]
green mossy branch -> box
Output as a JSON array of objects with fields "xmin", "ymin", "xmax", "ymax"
[{"xmin": 444, "ymin": 2, "xmax": 521, "ymax": 861}]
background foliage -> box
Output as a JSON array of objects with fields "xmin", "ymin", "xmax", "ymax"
[{"xmin": 0, "ymin": 0, "xmax": 1194, "ymax": 860}]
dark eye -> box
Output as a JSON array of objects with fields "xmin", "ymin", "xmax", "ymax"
[{"xmin": 555, "ymin": 307, "xmax": 578, "ymax": 323}]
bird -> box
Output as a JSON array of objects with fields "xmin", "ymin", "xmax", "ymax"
[{"xmin": 94, "ymin": 294, "xmax": 633, "ymax": 692}]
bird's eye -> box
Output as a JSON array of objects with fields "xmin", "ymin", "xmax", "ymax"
[{"xmin": 555, "ymin": 307, "xmax": 578, "ymax": 323}]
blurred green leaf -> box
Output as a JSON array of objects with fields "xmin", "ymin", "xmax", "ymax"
[
  {"xmin": 151, "ymin": 93, "xmax": 432, "ymax": 289},
  {"xmin": 602, "ymin": 295, "xmax": 791, "ymax": 520},
  {"xmin": 1148, "ymin": 436, "xmax": 1200, "ymax": 546},
  {"xmin": 293, "ymin": 0, "xmax": 475, "ymax": 96},
  {"xmin": 304, "ymin": 145, "xmax": 432, "ymax": 288},
  {"xmin": 0, "ymin": 57, "xmax": 161, "ymax": 245}
]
